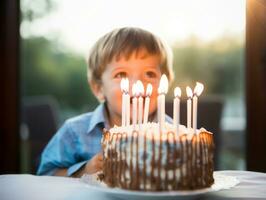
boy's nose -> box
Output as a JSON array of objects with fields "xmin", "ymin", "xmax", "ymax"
[{"xmin": 128, "ymin": 77, "xmax": 139, "ymax": 86}]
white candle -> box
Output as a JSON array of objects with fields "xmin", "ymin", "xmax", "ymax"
[
  {"xmin": 132, "ymin": 83, "xmax": 138, "ymax": 129},
  {"xmin": 158, "ymin": 94, "xmax": 165, "ymax": 130},
  {"xmin": 157, "ymin": 93, "xmax": 161, "ymax": 129},
  {"xmin": 192, "ymin": 95, "xmax": 198, "ymax": 133},
  {"xmin": 120, "ymin": 78, "xmax": 127, "ymax": 127},
  {"xmin": 137, "ymin": 80, "xmax": 144, "ymax": 127},
  {"xmin": 124, "ymin": 79, "xmax": 130, "ymax": 127},
  {"xmin": 193, "ymin": 82, "xmax": 204, "ymax": 133},
  {"xmin": 186, "ymin": 86, "xmax": 193, "ymax": 129},
  {"xmin": 143, "ymin": 83, "xmax": 153, "ymax": 124},
  {"xmin": 122, "ymin": 94, "xmax": 126, "ymax": 127},
  {"xmin": 173, "ymin": 87, "xmax": 181, "ymax": 135},
  {"xmin": 158, "ymin": 74, "xmax": 168, "ymax": 132}
]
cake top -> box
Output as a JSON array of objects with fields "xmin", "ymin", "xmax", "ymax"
[{"xmin": 107, "ymin": 122, "xmax": 211, "ymax": 141}]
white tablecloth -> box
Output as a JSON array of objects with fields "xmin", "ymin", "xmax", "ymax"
[{"xmin": 0, "ymin": 171, "xmax": 265, "ymax": 200}]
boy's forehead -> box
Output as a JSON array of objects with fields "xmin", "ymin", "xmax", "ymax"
[{"xmin": 115, "ymin": 48, "xmax": 159, "ymax": 62}]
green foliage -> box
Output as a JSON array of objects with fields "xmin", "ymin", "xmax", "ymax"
[
  {"xmin": 21, "ymin": 37, "xmax": 98, "ymax": 113},
  {"xmin": 170, "ymin": 35, "xmax": 244, "ymax": 99}
]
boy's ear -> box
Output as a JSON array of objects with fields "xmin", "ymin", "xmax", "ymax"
[{"xmin": 89, "ymin": 80, "xmax": 105, "ymax": 102}]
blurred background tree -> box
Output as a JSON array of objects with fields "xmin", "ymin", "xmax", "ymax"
[
  {"xmin": 20, "ymin": 0, "xmax": 98, "ymax": 121},
  {"xmin": 169, "ymin": 35, "xmax": 244, "ymax": 99},
  {"xmin": 21, "ymin": 37, "xmax": 98, "ymax": 119}
]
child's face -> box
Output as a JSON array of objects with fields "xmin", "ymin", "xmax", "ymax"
[{"xmin": 96, "ymin": 49, "xmax": 162, "ymax": 127}]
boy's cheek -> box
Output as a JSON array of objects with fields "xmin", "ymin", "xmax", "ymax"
[{"xmin": 149, "ymin": 96, "xmax": 158, "ymax": 108}]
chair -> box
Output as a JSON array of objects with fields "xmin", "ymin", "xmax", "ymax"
[
  {"xmin": 21, "ymin": 96, "xmax": 59, "ymax": 174},
  {"xmin": 165, "ymin": 96, "xmax": 224, "ymax": 169}
]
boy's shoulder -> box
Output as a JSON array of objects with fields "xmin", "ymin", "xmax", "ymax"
[
  {"xmin": 63, "ymin": 112, "xmax": 93, "ymax": 134},
  {"xmin": 63, "ymin": 104, "xmax": 105, "ymax": 134},
  {"xmin": 66, "ymin": 112, "xmax": 93, "ymax": 124}
]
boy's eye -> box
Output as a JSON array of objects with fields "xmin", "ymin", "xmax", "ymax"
[
  {"xmin": 114, "ymin": 72, "xmax": 127, "ymax": 78},
  {"xmin": 145, "ymin": 71, "xmax": 157, "ymax": 78}
]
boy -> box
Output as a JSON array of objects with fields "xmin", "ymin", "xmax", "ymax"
[{"xmin": 37, "ymin": 27, "xmax": 174, "ymax": 177}]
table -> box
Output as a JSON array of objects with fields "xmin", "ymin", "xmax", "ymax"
[{"xmin": 0, "ymin": 171, "xmax": 266, "ymax": 200}]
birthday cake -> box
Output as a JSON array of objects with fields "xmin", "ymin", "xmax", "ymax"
[
  {"xmin": 99, "ymin": 76, "xmax": 214, "ymax": 191},
  {"xmin": 101, "ymin": 124, "xmax": 214, "ymax": 191}
]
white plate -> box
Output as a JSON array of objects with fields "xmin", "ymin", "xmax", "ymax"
[{"xmin": 81, "ymin": 172, "xmax": 239, "ymax": 200}]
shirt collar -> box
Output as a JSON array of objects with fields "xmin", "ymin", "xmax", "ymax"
[{"xmin": 86, "ymin": 103, "xmax": 109, "ymax": 134}]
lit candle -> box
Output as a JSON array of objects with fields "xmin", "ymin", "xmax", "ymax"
[
  {"xmin": 120, "ymin": 78, "xmax": 127, "ymax": 127},
  {"xmin": 193, "ymin": 82, "xmax": 204, "ymax": 133},
  {"xmin": 125, "ymin": 78, "xmax": 130, "ymax": 127},
  {"xmin": 143, "ymin": 83, "xmax": 153, "ymax": 124},
  {"xmin": 158, "ymin": 74, "xmax": 168, "ymax": 132},
  {"xmin": 186, "ymin": 86, "xmax": 193, "ymax": 129},
  {"xmin": 132, "ymin": 83, "xmax": 138, "ymax": 129},
  {"xmin": 173, "ymin": 87, "xmax": 181, "ymax": 135},
  {"xmin": 136, "ymin": 80, "xmax": 144, "ymax": 127}
]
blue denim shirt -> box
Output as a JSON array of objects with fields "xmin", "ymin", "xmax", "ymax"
[
  {"xmin": 37, "ymin": 103, "xmax": 173, "ymax": 176},
  {"xmin": 37, "ymin": 103, "xmax": 108, "ymax": 176}
]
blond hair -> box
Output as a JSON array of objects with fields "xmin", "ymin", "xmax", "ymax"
[{"xmin": 87, "ymin": 27, "xmax": 174, "ymax": 85}]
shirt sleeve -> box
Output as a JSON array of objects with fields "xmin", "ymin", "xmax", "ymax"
[
  {"xmin": 37, "ymin": 121, "xmax": 85, "ymax": 176},
  {"xmin": 67, "ymin": 160, "xmax": 87, "ymax": 176}
]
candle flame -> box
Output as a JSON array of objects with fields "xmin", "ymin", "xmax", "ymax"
[
  {"xmin": 194, "ymin": 82, "xmax": 204, "ymax": 96},
  {"xmin": 186, "ymin": 86, "xmax": 193, "ymax": 98},
  {"xmin": 158, "ymin": 74, "xmax": 168, "ymax": 94},
  {"xmin": 136, "ymin": 80, "xmax": 144, "ymax": 96},
  {"xmin": 174, "ymin": 87, "xmax": 181, "ymax": 98},
  {"xmin": 146, "ymin": 83, "xmax": 153, "ymax": 96},
  {"xmin": 120, "ymin": 78, "xmax": 129, "ymax": 93}
]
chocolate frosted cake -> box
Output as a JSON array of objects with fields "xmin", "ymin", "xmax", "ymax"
[{"xmin": 101, "ymin": 123, "xmax": 214, "ymax": 191}]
